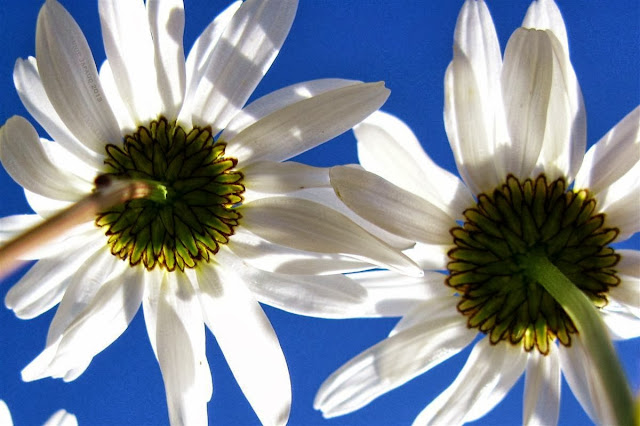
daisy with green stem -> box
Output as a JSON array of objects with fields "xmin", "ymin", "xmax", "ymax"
[
  {"xmin": 317, "ymin": 0, "xmax": 639, "ymax": 424},
  {"xmin": 0, "ymin": 0, "xmax": 421, "ymax": 424}
]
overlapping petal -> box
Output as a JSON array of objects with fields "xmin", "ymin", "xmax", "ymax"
[{"xmin": 523, "ymin": 346, "xmax": 561, "ymax": 426}]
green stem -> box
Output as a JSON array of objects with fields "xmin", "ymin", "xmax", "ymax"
[{"xmin": 523, "ymin": 251, "xmax": 634, "ymax": 426}]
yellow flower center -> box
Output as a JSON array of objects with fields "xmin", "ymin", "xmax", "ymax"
[
  {"xmin": 95, "ymin": 118, "xmax": 244, "ymax": 271},
  {"xmin": 446, "ymin": 174, "xmax": 620, "ymax": 354}
]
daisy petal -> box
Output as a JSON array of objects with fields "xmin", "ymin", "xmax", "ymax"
[
  {"xmin": 147, "ymin": 0, "xmax": 185, "ymax": 117},
  {"xmin": 523, "ymin": 346, "xmax": 561, "ymax": 426},
  {"xmin": 36, "ymin": 0, "xmax": 121, "ymax": 148},
  {"xmin": 98, "ymin": 61, "xmax": 136, "ymax": 134},
  {"xmin": 558, "ymin": 339, "xmax": 613, "ymax": 424},
  {"xmin": 46, "ymin": 266, "xmax": 144, "ymax": 378},
  {"xmin": 348, "ymin": 270, "xmax": 451, "ymax": 317},
  {"xmin": 522, "ymin": 0, "xmax": 569, "ymax": 50},
  {"xmin": 5, "ymin": 242, "xmax": 102, "ymax": 319},
  {"xmin": 414, "ymin": 338, "xmax": 527, "ymax": 425},
  {"xmin": 0, "ymin": 401, "xmax": 11, "ymax": 426},
  {"xmin": 45, "ymin": 249, "xmax": 123, "ymax": 346},
  {"xmin": 223, "ymin": 79, "xmax": 360, "ymax": 142},
  {"xmin": 181, "ymin": 1, "xmax": 242, "ymax": 125},
  {"xmin": 330, "ymin": 166, "xmax": 455, "ymax": 245},
  {"xmin": 315, "ymin": 311, "xmax": 474, "ymax": 418},
  {"xmin": 574, "ymin": 106, "xmax": 640, "ymax": 195},
  {"xmin": 597, "ymin": 162, "xmax": 640, "ymax": 241},
  {"xmin": 213, "ymin": 248, "xmax": 365, "ymax": 318},
  {"xmin": 610, "ymin": 249, "xmax": 640, "ymax": 317},
  {"xmin": 188, "ymin": 0, "xmax": 298, "ymax": 131},
  {"xmin": 13, "ymin": 57, "xmax": 103, "ymax": 167},
  {"xmin": 354, "ymin": 111, "xmax": 473, "ymax": 218},
  {"xmin": 228, "ymin": 228, "xmax": 373, "ymax": 275},
  {"xmin": 156, "ymin": 272, "xmax": 212, "ymax": 426},
  {"xmin": 43, "ymin": 410, "xmax": 78, "ymax": 426},
  {"xmin": 225, "ymin": 82, "xmax": 389, "ymax": 166},
  {"xmin": 501, "ymin": 28, "xmax": 554, "ymax": 179},
  {"xmin": 99, "ymin": 0, "xmax": 161, "ymax": 123},
  {"xmin": 197, "ymin": 261, "xmax": 290, "ymax": 425},
  {"xmin": 242, "ymin": 161, "xmax": 329, "ymax": 193},
  {"xmin": 601, "ymin": 306, "xmax": 640, "ymax": 340},
  {"xmin": 390, "ymin": 296, "xmax": 460, "ymax": 336},
  {"xmin": 0, "ymin": 116, "xmax": 92, "ymax": 201},
  {"xmin": 142, "ymin": 268, "xmax": 164, "ymax": 358},
  {"xmin": 240, "ymin": 197, "xmax": 422, "ymax": 276}
]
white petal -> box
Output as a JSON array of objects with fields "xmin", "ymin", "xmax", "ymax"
[
  {"xmin": 147, "ymin": 0, "xmax": 186, "ymax": 118},
  {"xmin": 223, "ymin": 79, "xmax": 360, "ymax": 142},
  {"xmin": 574, "ymin": 106, "xmax": 640, "ymax": 196},
  {"xmin": 390, "ymin": 295, "xmax": 460, "ymax": 336},
  {"xmin": 0, "ymin": 214, "xmax": 44, "ymax": 243},
  {"xmin": 445, "ymin": 0, "xmax": 508, "ymax": 194},
  {"xmin": 43, "ymin": 410, "xmax": 78, "ymax": 426},
  {"xmin": 225, "ymin": 82, "xmax": 389, "ymax": 166},
  {"xmin": 45, "ymin": 249, "xmax": 124, "ymax": 346},
  {"xmin": 597, "ymin": 162, "xmax": 640, "ymax": 241},
  {"xmin": 156, "ymin": 272, "xmax": 211, "ymax": 426},
  {"xmin": 0, "ymin": 401, "xmax": 12, "ymax": 426},
  {"xmin": 601, "ymin": 302, "xmax": 640, "ymax": 340},
  {"xmin": 228, "ymin": 228, "xmax": 373, "ymax": 275},
  {"xmin": 354, "ymin": 111, "xmax": 474, "ymax": 218},
  {"xmin": 522, "ymin": 0, "xmax": 569, "ymax": 51},
  {"xmin": 240, "ymin": 197, "xmax": 422, "ymax": 276},
  {"xmin": 348, "ymin": 270, "xmax": 451, "ymax": 317},
  {"xmin": 315, "ymin": 312, "xmax": 474, "ymax": 418},
  {"xmin": 414, "ymin": 338, "xmax": 527, "ymax": 425},
  {"xmin": 501, "ymin": 29, "xmax": 554, "ymax": 179},
  {"xmin": 181, "ymin": 1, "xmax": 242, "ymax": 124},
  {"xmin": 185, "ymin": 0, "xmax": 298, "ymax": 131},
  {"xmin": 0, "ymin": 116, "xmax": 92, "ymax": 201},
  {"xmin": 98, "ymin": 60, "xmax": 136, "ymax": 134},
  {"xmin": 36, "ymin": 0, "xmax": 121, "ymax": 148},
  {"xmin": 404, "ymin": 242, "xmax": 450, "ymax": 271},
  {"xmin": 444, "ymin": 53, "xmax": 500, "ymax": 195},
  {"xmin": 197, "ymin": 261, "xmax": 290, "ymax": 426},
  {"xmin": 242, "ymin": 161, "xmax": 329, "ymax": 193},
  {"xmin": 99, "ymin": 0, "xmax": 161, "ymax": 123},
  {"xmin": 610, "ymin": 249, "xmax": 640, "ymax": 317},
  {"xmin": 213, "ymin": 248, "xmax": 366, "ymax": 318},
  {"xmin": 330, "ymin": 166, "xmax": 456, "ymax": 245},
  {"xmin": 13, "ymin": 57, "xmax": 104, "ymax": 167},
  {"xmin": 142, "ymin": 268, "xmax": 164, "ymax": 358},
  {"xmin": 523, "ymin": 345, "xmax": 561, "ymax": 426},
  {"xmin": 5, "ymin": 241, "xmax": 102, "ymax": 319},
  {"xmin": 558, "ymin": 339, "xmax": 613, "ymax": 424}
]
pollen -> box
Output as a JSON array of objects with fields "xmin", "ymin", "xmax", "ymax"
[
  {"xmin": 446, "ymin": 174, "xmax": 620, "ymax": 354},
  {"xmin": 95, "ymin": 118, "xmax": 244, "ymax": 271}
]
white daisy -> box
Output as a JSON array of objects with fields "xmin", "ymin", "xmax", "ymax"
[
  {"xmin": 0, "ymin": 0, "xmax": 421, "ymax": 424},
  {"xmin": 0, "ymin": 399, "xmax": 77, "ymax": 426},
  {"xmin": 317, "ymin": 0, "xmax": 639, "ymax": 424}
]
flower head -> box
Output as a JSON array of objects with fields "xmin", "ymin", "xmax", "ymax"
[
  {"xmin": 0, "ymin": 0, "xmax": 420, "ymax": 424},
  {"xmin": 317, "ymin": 0, "xmax": 639, "ymax": 424}
]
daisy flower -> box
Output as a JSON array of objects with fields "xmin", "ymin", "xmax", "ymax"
[
  {"xmin": 0, "ymin": 399, "xmax": 77, "ymax": 426},
  {"xmin": 0, "ymin": 0, "xmax": 420, "ymax": 424},
  {"xmin": 317, "ymin": 0, "xmax": 639, "ymax": 424}
]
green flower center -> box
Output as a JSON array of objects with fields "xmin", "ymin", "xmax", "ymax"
[
  {"xmin": 446, "ymin": 174, "xmax": 620, "ymax": 354},
  {"xmin": 95, "ymin": 118, "xmax": 244, "ymax": 271}
]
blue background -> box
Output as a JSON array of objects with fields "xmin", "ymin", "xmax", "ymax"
[{"xmin": 0, "ymin": 0, "xmax": 638, "ymax": 424}]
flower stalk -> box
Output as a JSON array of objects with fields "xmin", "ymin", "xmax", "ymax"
[
  {"xmin": 0, "ymin": 177, "xmax": 155, "ymax": 280},
  {"xmin": 521, "ymin": 249, "xmax": 634, "ymax": 426}
]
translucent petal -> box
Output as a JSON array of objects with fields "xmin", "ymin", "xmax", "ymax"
[
  {"xmin": 98, "ymin": 0, "xmax": 161, "ymax": 122},
  {"xmin": 156, "ymin": 272, "xmax": 211, "ymax": 426},
  {"xmin": 354, "ymin": 110, "xmax": 473, "ymax": 218},
  {"xmin": 242, "ymin": 161, "xmax": 329, "ymax": 193},
  {"xmin": 0, "ymin": 401, "xmax": 11, "ymax": 426},
  {"xmin": 187, "ymin": 0, "xmax": 298, "ymax": 132},
  {"xmin": 98, "ymin": 61, "xmax": 136, "ymax": 134},
  {"xmin": 330, "ymin": 166, "xmax": 455, "ymax": 245},
  {"xmin": 522, "ymin": 0, "xmax": 569, "ymax": 50},
  {"xmin": 0, "ymin": 116, "xmax": 92, "ymax": 201},
  {"xmin": 13, "ymin": 57, "xmax": 104, "ymax": 167},
  {"xmin": 240, "ymin": 197, "xmax": 422, "ymax": 276},
  {"xmin": 36, "ymin": 0, "xmax": 121, "ymax": 148},
  {"xmin": 315, "ymin": 312, "xmax": 474, "ymax": 418},
  {"xmin": 147, "ymin": 0, "xmax": 186, "ymax": 118},
  {"xmin": 225, "ymin": 82, "xmax": 389, "ymax": 166},
  {"xmin": 43, "ymin": 410, "xmax": 78, "ymax": 426},
  {"xmin": 197, "ymin": 261, "xmax": 290, "ymax": 425},
  {"xmin": 414, "ymin": 338, "xmax": 527, "ymax": 425},
  {"xmin": 523, "ymin": 345, "xmax": 561, "ymax": 426}
]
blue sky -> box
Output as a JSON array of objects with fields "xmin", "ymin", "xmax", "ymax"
[{"xmin": 0, "ymin": 0, "xmax": 638, "ymax": 424}]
